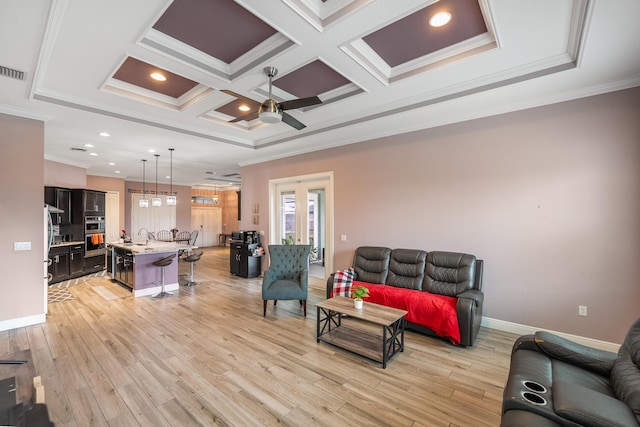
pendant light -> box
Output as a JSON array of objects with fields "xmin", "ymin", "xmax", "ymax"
[
  {"xmin": 213, "ymin": 184, "xmax": 219, "ymax": 204},
  {"xmin": 139, "ymin": 159, "xmax": 149, "ymax": 208},
  {"xmin": 166, "ymin": 148, "xmax": 176, "ymax": 206},
  {"xmin": 152, "ymin": 154, "xmax": 162, "ymax": 207}
]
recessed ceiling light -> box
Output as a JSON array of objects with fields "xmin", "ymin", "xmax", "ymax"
[
  {"xmin": 89, "ymin": 152, "xmax": 98, "ymax": 156},
  {"xmin": 239, "ymin": 105, "xmax": 250, "ymax": 112},
  {"xmin": 115, "ymin": 170, "xmax": 120, "ymax": 174},
  {"xmin": 429, "ymin": 11, "xmax": 452, "ymax": 27},
  {"xmin": 98, "ymin": 132, "xmax": 110, "ymax": 137},
  {"xmin": 165, "ymin": 175, "xmax": 171, "ymax": 179},
  {"xmin": 148, "ymin": 149, "xmax": 156, "ymax": 153},
  {"xmin": 150, "ymin": 72, "xmax": 166, "ymax": 81},
  {"xmin": 108, "ymin": 162, "xmax": 115, "ymax": 166},
  {"xmin": 84, "ymin": 143, "xmax": 94, "ymax": 148}
]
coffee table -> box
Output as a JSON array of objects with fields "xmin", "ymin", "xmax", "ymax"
[{"xmin": 316, "ymin": 296, "xmax": 407, "ymax": 368}]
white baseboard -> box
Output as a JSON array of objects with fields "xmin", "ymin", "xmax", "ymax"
[
  {"xmin": 0, "ymin": 313, "xmax": 46, "ymax": 332},
  {"xmin": 133, "ymin": 282, "xmax": 179, "ymax": 298},
  {"xmin": 482, "ymin": 316, "xmax": 620, "ymax": 353}
]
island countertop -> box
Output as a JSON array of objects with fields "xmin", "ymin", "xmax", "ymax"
[{"xmin": 107, "ymin": 241, "xmax": 193, "ymax": 254}]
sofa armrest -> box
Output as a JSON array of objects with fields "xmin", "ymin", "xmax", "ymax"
[
  {"xmin": 456, "ymin": 289, "xmax": 484, "ymax": 346},
  {"xmin": 533, "ymin": 331, "xmax": 617, "ymax": 377},
  {"xmin": 325, "ymin": 274, "xmax": 335, "ymax": 298},
  {"xmin": 554, "ymin": 380, "xmax": 638, "ymax": 427}
]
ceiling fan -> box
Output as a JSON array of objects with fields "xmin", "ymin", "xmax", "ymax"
[{"xmin": 222, "ymin": 67, "xmax": 322, "ymax": 130}]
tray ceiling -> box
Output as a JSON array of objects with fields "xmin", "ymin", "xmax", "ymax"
[{"xmin": 0, "ymin": 0, "xmax": 639, "ymax": 187}]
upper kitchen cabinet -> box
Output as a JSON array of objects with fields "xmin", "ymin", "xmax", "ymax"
[
  {"xmin": 72, "ymin": 189, "xmax": 106, "ymax": 222},
  {"xmin": 45, "ymin": 186, "xmax": 71, "ymax": 225}
]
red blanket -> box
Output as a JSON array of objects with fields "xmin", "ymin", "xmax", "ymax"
[{"xmin": 355, "ymin": 281, "xmax": 461, "ymax": 345}]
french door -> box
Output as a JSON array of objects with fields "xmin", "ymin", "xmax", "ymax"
[{"xmin": 270, "ymin": 172, "xmax": 333, "ymax": 278}]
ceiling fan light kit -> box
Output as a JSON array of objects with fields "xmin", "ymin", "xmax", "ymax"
[{"xmin": 223, "ymin": 66, "xmax": 322, "ymax": 130}]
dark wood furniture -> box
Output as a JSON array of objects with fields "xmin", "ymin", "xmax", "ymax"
[
  {"xmin": 316, "ymin": 296, "xmax": 407, "ymax": 368},
  {"xmin": 230, "ymin": 242, "xmax": 261, "ymax": 278}
]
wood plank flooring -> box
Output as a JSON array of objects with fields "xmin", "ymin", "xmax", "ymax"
[{"xmin": 0, "ymin": 247, "xmax": 517, "ymax": 426}]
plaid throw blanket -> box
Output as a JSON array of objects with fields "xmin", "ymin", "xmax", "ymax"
[{"xmin": 331, "ymin": 268, "xmax": 354, "ymax": 297}]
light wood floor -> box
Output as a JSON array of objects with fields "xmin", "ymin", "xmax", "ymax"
[{"xmin": 0, "ymin": 247, "xmax": 517, "ymax": 426}]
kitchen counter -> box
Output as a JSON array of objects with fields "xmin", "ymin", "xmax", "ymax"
[
  {"xmin": 50, "ymin": 240, "xmax": 84, "ymax": 248},
  {"xmin": 106, "ymin": 241, "xmax": 196, "ymax": 297},
  {"xmin": 107, "ymin": 241, "xmax": 192, "ymax": 254}
]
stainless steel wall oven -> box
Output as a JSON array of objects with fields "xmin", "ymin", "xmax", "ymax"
[{"xmin": 85, "ymin": 215, "xmax": 106, "ymax": 257}]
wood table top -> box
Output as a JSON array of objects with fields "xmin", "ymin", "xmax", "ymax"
[{"xmin": 316, "ymin": 296, "xmax": 407, "ymax": 326}]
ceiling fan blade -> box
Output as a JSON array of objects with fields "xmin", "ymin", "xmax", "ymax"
[
  {"xmin": 221, "ymin": 89, "xmax": 260, "ymax": 107},
  {"xmin": 281, "ymin": 112, "xmax": 306, "ymax": 130},
  {"xmin": 280, "ymin": 96, "xmax": 322, "ymax": 111},
  {"xmin": 229, "ymin": 111, "xmax": 259, "ymax": 123}
]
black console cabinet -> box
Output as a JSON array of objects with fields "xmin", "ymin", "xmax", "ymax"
[{"xmin": 230, "ymin": 242, "xmax": 261, "ymax": 278}]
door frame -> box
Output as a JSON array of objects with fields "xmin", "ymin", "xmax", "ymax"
[{"xmin": 269, "ymin": 171, "xmax": 334, "ymax": 278}]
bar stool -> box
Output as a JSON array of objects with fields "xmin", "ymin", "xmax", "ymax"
[
  {"xmin": 152, "ymin": 253, "xmax": 177, "ymax": 298},
  {"xmin": 182, "ymin": 250, "xmax": 203, "ymax": 287}
]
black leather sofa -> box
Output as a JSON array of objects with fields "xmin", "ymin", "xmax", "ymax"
[
  {"xmin": 326, "ymin": 246, "xmax": 484, "ymax": 346},
  {"xmin": 501, "ymin": 317, "xmax": 640, "ymax": 426}
]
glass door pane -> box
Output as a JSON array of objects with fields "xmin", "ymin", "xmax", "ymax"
[{"xmin": 280, "ymin": 191, "xmax": 296, "ymax": 245}]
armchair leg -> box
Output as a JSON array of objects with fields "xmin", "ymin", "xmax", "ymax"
[
  {"xmin": 263, "ymin": 300, "xmax": 267, "ymax": 316},
  {"xmin": 274, "ymin": 300, "xmax": 277, "ymax": 306},
  {"xmin": 303, "ymin": 300, "xmax": 307, "ymax": 316}
]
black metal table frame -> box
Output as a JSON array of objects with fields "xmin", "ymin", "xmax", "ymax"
[{"xmin": 316, "ymin": 306, "xmax": 405, "ymax": 368}]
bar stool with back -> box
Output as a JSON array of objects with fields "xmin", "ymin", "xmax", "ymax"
[{"xmin": 152, "ymin": 253, "xmax": 177, "ymax": 298}]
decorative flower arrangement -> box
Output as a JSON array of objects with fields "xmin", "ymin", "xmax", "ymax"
[
  {"xmin": 351, "ymin": 285, "xmax": 369, "ymax": 301},
  {"xmin": 120, "ymin": 229, "xmax": 126, "ymax": 239}
]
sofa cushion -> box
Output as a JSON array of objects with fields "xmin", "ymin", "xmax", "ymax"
[
  {"xmin": 423, "ymin": 251, "xmax": 476, "ymax": 296},
  {"xmin": 611, "ymin": 317, "xmax": 640, "ymax": 424},
  {"xmin": 386, "ymin": 249, "xmax": 427, "ymax": 290},
  {"xmin": 360, "ymin": 282, "xmax": 460, "ymax": 344},
  {"xmin": 352, "ymin": 246, "xmax": 391, "ymax": 284}
]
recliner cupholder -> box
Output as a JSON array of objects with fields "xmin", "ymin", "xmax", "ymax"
[
  {"xmin": 522, "ymin": 391, "xmax": 547, "ymax": 406},
  {"xmin": 522, "ymin": 380, "xmax": 547, "ymax": 394}
]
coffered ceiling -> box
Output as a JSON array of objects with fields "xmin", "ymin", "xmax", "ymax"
[{"xmin": 1, "ymin": 0, "xmax": 639, "ymax": 189}]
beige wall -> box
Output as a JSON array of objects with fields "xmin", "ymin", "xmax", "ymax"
[
  {"xmin": 241, "ymin": 87, "xmax": 640, "ymax": 343},
  {"xmin": 44, "ymin": 159, "xmax": 86, "ymax": 188},
  {"xmin": 0, "ymin": 113, "xmax": 46, "ymax": 327}
]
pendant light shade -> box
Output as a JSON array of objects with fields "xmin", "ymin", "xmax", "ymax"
[
  {"xmin": 152, "ymin": 154, "xmax": 162, "ymax": 207},
  {"xmin": 139, "ymin": 159, "xmax": 149, "ymax": 208},
  {"xmin": 166, "ymin": 148, "xmax": 176, "ymax": 206}
]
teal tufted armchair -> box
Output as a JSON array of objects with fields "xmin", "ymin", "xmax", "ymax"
[{"xmin": 262, "ymin": 245, "xmax": 311, "ymax": 316}]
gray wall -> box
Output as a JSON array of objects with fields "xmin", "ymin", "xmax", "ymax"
[{"xmin": 240, "ymin": 87, "xmax": 640, "ymax": 344}]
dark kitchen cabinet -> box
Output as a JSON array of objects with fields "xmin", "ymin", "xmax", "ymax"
[
  {"xmin": 48, "ymin": 246, "xmax": 70, "ymax": 283},
  {"xmin": 84, "ymin": 254, "xmax": 106, "ymax": 274},
  {"xmin": 230, "ymin": 242, "xmax": 261, "ymax": 278},
  {"xmin": 113, "ymin": 249, "xmax": 134, "ymax": 288},
  {"xmin": 69, "ymin": 244, "xmax": 84, "ymax": 275},
  {"xmin": 84, "ymin": 190, "xmax": 105, "ymax": 213},
  {"xmin": 72, "ymin": 189, "xmax": 106, "ymax": 223},
  {"xmin": 45, "ymin": 187, "xmax": 71, "ymax": 225}
]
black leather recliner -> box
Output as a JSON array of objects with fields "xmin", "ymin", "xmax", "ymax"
[{"xmin": 501, "ymin": 317, "xmax": 640, "ymax": 426}]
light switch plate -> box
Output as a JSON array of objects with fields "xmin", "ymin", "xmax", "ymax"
[{"xmin": 14, "ymin": 241, "xmax": 31, "ymax": 251}]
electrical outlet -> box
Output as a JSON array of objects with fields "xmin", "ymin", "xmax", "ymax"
[
  {"xmin": 340, "ymin": 234, "xmax": 347, "ymax": 241},
  {"xmin": 578, "ymin": 305, "xmax": 587, "ymax": 316}
]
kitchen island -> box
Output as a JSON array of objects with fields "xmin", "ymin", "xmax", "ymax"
[{"xmin": 107, "ymin": 241, "xmax": 194, "ymax": 297}]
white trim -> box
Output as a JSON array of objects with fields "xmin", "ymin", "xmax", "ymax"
[
  {"xmin": 482, "ymin": 316, "xmax": 620, "ymax": 353},
  {"xmin": 0, "ymin": 313, "xmax": 46, "ymax": 332}
]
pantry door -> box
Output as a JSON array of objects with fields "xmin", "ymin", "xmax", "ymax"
[
  {"xmin": 270, "ymin": 172, "xmax": 333, "ymax": 279},
  {"xmin": 191, "ymin": 207, "xmax": 221, "ymax": 247}
]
